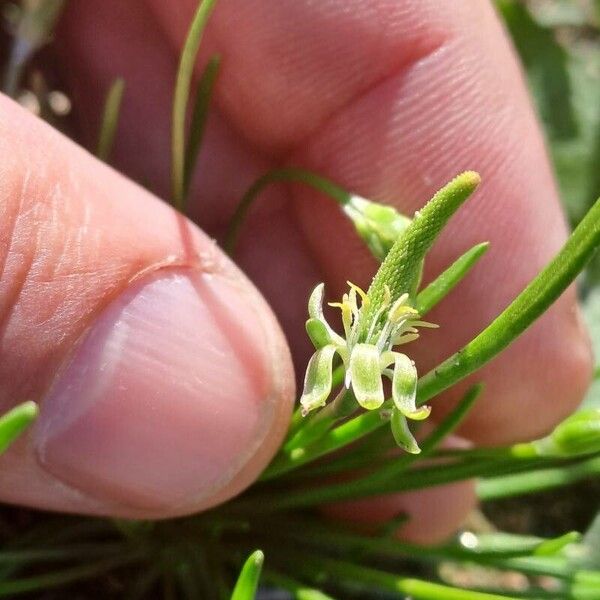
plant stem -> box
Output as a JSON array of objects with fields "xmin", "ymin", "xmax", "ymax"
[
  {"xmin": 96, "ymin": 78, "xmax": 125, "ymax": 162},
  {"xmin": 283, "ymin": 553, "xmax": 523, "ymax": 600},
  {"xmin": 171, "ymin": 0, "xmax": 217, "ymax": 211},
  {"xmin": 477, "ymin": 454, "xmax": 600, "ymax": 501},
  {"xmin": 225, "ymin": 168, "xmax": 350, "ymax": 254},
  {"xmin": 0, "ymin": 552, "xmax": 146, "ymax": 597},
  {"xmin": 260, "ymin": 406, "xmax": 384, "ymax": 480}
]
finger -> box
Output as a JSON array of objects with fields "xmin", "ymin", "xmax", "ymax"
[
  {"xmin": 148, "ymin": 0, "xmax": 592, "ymax": 444},
  {"xmin": 0, "ymin": 95, "xmax": 294, "ymax": 518}
]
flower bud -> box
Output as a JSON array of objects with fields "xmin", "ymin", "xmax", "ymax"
[
  {"xmin": 529, "ymin": 409, "xmax": 600, "ymax": 458},
  {"xmin": 343, "ymin": 195, "xmax": 411, "ymax": 261}
]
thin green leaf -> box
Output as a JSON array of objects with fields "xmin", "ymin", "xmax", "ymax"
[
  {"xmin": 416, "ymin": 242, "xmax": 490, "ymax": 315},
  {"xmin": 96, "ymin": 78, "xmax": 125, "ymax": 162},
  {"xmin": 0, "ymin": 553, "xmax": 144, "ymax": 597},
  {"xmin": 0, "ymin": 401, "xmax": 37, "ymax": 454},
  {"xmin": 230, "ymin": 550, "xmax": 263, "ymax": 600},
  {"xmin": 417, "ymin": 196, "xmax": 600, "ymax": 407},
  {"xmin": 477, "ymin": 455, "xmax": 600, "ymax": 501},
  {"xmin": 283, "ymin": 552, "xmax": 521, "ymax": 600},
  {"xmin": 225, "ymin": 168, "xmax": 350, "ymax": 254},
  {"xmin": 171, "ymin": 0, "xmax": 218, "ymax": 211},
  {"xmin": 184, "ymin": 54, "xmax": 221, "ymax": 197}
]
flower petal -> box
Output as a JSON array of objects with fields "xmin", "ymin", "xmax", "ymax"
[
  {"xmin": 391, "ymin": 408, "xmax": 421, "ymax": 454},
  {"xmin": 391, "ymin": 352, "xmax": 430, "ymax": 420},
  {"xmin": 349, "ymin": 343, "xmax": 385, "ymax": 410},
  {"xmin": 306, "ymin": 284, "xmax": 345, "ymax": 349},
  {"xmin": 300, "ymin": 345, "xmax": 337, "ymax": 415}
]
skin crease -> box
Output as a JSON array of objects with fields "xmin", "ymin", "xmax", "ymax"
[{"xmin": 0, "ymin": 0, "xmax": 590, "ymax": 543}]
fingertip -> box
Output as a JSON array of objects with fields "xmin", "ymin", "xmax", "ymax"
[{"xmin": 32, "ymin": 267, "xmax": 294, "ymax": 516}]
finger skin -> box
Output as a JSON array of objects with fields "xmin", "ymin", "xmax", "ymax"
[
  {"xmin": 53, "ymin": 0, "xmax": 592, "ymax": 537},
  {"xmin": 0, "ymin": 95, "xmax": 294, "ymax": 517}
]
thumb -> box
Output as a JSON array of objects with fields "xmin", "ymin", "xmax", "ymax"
[{"xmin": 0, "ymin": 96, "xmax": 294, "ymax": 518}]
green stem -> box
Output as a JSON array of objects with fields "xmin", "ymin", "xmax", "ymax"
[
  {"xmin": 253, "ymin": 517, "xmax": 577, "ymax": 579},
  {"xmin": 225, "ymin": 168, "xmax": 350, "ymax": 254},
  {"xmin": 233, "ymin": 453, "xmax": 547, "ymax": 512},
  {"xmin": 0, "ymin": 552, "xmax": 146, "ymax": 597},
  {"xmin": 96, "ymin": 78, "xmax": 125, "ymax": 162},
  {"xmin": 284, "ymin": 553, "xmax": 523, "ymax": 600},
  {"xmin": 260, "ymin": 406, "xmax": 384, "ymax": 480},
  {"xmin": 171, "ymin": 0, "xmax": 217, "ymax": 211},
  {"xmin": 283, "ymin": 389, "xmax": 355, "ymax": 454},
  {"xmin": 477, "ymin": 454, "xmax": 600, "ymax": 501}
]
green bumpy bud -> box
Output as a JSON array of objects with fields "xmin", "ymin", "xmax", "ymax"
[
  {"xmin": 343, "ymin": 195, "xmax": 411, "ymax": 262},
  {"xmin": 519, "ymin": 409, "xmax": 600, "ymax": 458}
]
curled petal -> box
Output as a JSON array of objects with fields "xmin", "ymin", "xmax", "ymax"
[
  {"xmin": 307, "ymin": 283, "xmax": 326, "ymax": 320},
  {"xmin": 300, "ymin": 345, "xmax": 337, "ymax": 415},
  {"xmin": 391, "ymin": 352, "xmax": 430, "ymax": 420},
  {"xmin": 306, "ymin": 284, "xmax": 345, "ymax": 349},
  {"xmin": 349, "ymin": 343, "xmax": 385, "ymax": 410},
  {"xmin": 391, "ymin": 408, "xmax": 421, "ymax": 454}
]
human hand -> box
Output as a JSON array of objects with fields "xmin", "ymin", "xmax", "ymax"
[{"xmin": 0, "ymin": 0, "xmax": 591, "ymax": 542}]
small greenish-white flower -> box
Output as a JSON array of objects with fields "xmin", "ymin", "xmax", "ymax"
[
  {"xmin": 300, "ymin": 281, "xmax": 437, "ymax": 453},
  {"xmin": 343, "ymin": 195, "xmax": 411, "ymax": 261}
]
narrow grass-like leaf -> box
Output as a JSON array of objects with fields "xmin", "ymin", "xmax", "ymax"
[
  {"xmin": 477, "ymin": 455, "xmax": 600, "ymax": 501},
  {"xmin": 416, "ymin": 242, "xmax": 490, "ymax": 315},
  {"xmin": 0, "ymin": 401, "xmax": 37, "ymax": 454},
  {"xmin": 171, "ymin": 0, "xmax": 217, "ymax": 211},
  {"xmin": 0, "ymin": 553, "xmax": 145, "ymax": 597},
  {"xmin": 96, "ymin": 78, "xmax": 125, "ymax": 162},
  {"xmin": 257, "ymin": 516, "xmax": 580, "ymax": 577},
  {"xmin": 230, "ymin": 550, "xmax": 263, "ymax": 600},
  {"xmin": 184, "ymin": 54, "xmax": 220, "ymax": 197},
  {"xmin": 283, "ymin": 552, "xmax": 519, "ymax": 600},
  {"xmin": 225, "ymin": 168, "xmax": 350, "ymax": 254},
  {"xmin": 417, "ymin": 196, "xmax": 600, "ymax": 407}
]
